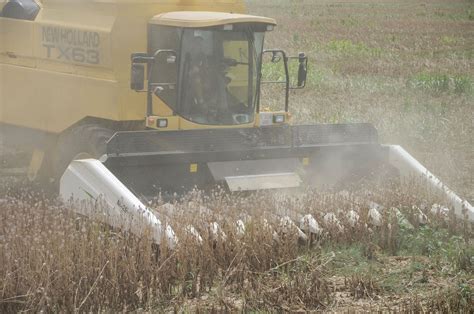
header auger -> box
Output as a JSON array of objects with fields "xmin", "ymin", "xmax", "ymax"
[{"xmin": 1, "ymin": 0, "xmax": 472, "ymax": 247}]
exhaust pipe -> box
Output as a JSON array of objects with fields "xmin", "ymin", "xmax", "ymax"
[{"xmin": 386, "ymin": 145, "xmax": 474, "ymax": 222}]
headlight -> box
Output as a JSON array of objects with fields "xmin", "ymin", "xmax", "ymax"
[
  {"xmin": 157, "ymin": 119, "xmax": 168, "ymax": 128},
  {"xmin": 273, "ymin": 114, "xmax": 285, "ymax": 123}
]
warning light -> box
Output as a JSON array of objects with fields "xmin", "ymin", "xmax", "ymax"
[
  {"xmin": 302, "ymin": 157, "xmax": 310, "ymax": 166},
  {"xmin": 147, "ymin": 117, "xmax": 156, "ymax": 125}
]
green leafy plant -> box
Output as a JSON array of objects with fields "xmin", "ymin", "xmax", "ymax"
[{"xmin": 407, "ymin": 73, "xmax": 472, "ymax": 94}]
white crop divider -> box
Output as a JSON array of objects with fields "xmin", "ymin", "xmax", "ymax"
[
  {"xmin": 60, "ymin": 159, "xmax": 178, "ymax": 248},
  {"xmin": 387, "ymin": 145, "xmax": 474, "ymax": 222}
]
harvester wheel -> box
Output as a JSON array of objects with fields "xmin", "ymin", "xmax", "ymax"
[{"xmin": 52, "ymin": 124, "xmax": 114, "ymax": 181}]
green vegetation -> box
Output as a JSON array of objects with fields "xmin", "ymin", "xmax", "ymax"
[
  {"xmin": 407, "ymin": 73, "xmax": 472, "ymax": 94},
  {"xmin": 326, "ymin": 39, "xmax": 383, "ymax": 57}
]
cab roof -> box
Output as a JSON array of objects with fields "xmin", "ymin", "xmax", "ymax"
[{"xmin": 150, "ymin": 11, "xmax": 277, "ymax": 28}]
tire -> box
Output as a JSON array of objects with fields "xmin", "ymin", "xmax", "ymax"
[{"xmin": 52, "ymin": 124, "xmax": 114, "ymax": 181}]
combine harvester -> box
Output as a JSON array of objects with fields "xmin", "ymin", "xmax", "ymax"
[{"xmin": 1, "ymin": 0, "xmax": 472, "ymax": 246}]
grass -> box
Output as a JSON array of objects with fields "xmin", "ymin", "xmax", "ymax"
[
  {"xmin": 407, "ymin": 73, "xmax": 472, "ymax": 94},
  {"xmin": 325, "ymin": 39, "xmax": 383, "ymax": 58}
]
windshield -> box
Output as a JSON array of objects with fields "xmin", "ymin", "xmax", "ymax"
[{"xmin": 179, "ymin": 29, "xmax": 264, "ymax": 125}]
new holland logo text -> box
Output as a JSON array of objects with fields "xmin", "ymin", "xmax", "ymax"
[{"xmin": 42, "ymin": 26, "xmax": 101, "ymax": 65}]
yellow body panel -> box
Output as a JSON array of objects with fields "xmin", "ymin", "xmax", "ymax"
[{"xmin": 0, "ymin": 0, "xmax": 247, "ymax": 134}]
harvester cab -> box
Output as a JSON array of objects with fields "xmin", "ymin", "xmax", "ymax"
[
  {"xmin": 129, "ymin": 12, "xmax": 307, "ymax": 130},
  {"xmin": 97, "ymin": 12, "xmax": 317, "ymax": 196}
]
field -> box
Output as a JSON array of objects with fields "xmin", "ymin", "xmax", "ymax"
[
  {"xmin": 254, "ymin": 0, "xmax": 473, "ymax": 201},
  {"xmin": 1, "ymin": 0, "xmax": 473, "ymax": 312}
]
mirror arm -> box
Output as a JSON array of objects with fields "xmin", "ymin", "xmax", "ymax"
[{"xmin": 131, "ymin": 52, "xmax": 153, "ymax": 64}]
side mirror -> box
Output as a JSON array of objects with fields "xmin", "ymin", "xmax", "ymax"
[
  {"xmin": 131, "ymin": 63, "xmax": 145, "ymax": 91},
  {"xmin": 297, "ymin": 52, "xmax": 307, "ymax": 88}
]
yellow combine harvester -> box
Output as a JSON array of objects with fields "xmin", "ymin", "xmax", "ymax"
[
  {"xmin": 0, "ymin": 0, "xmax": 371, "ymax": 191},
  {"xmin": 1, "ymin": 0, "xmax": 472, "ymax": 232}
]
